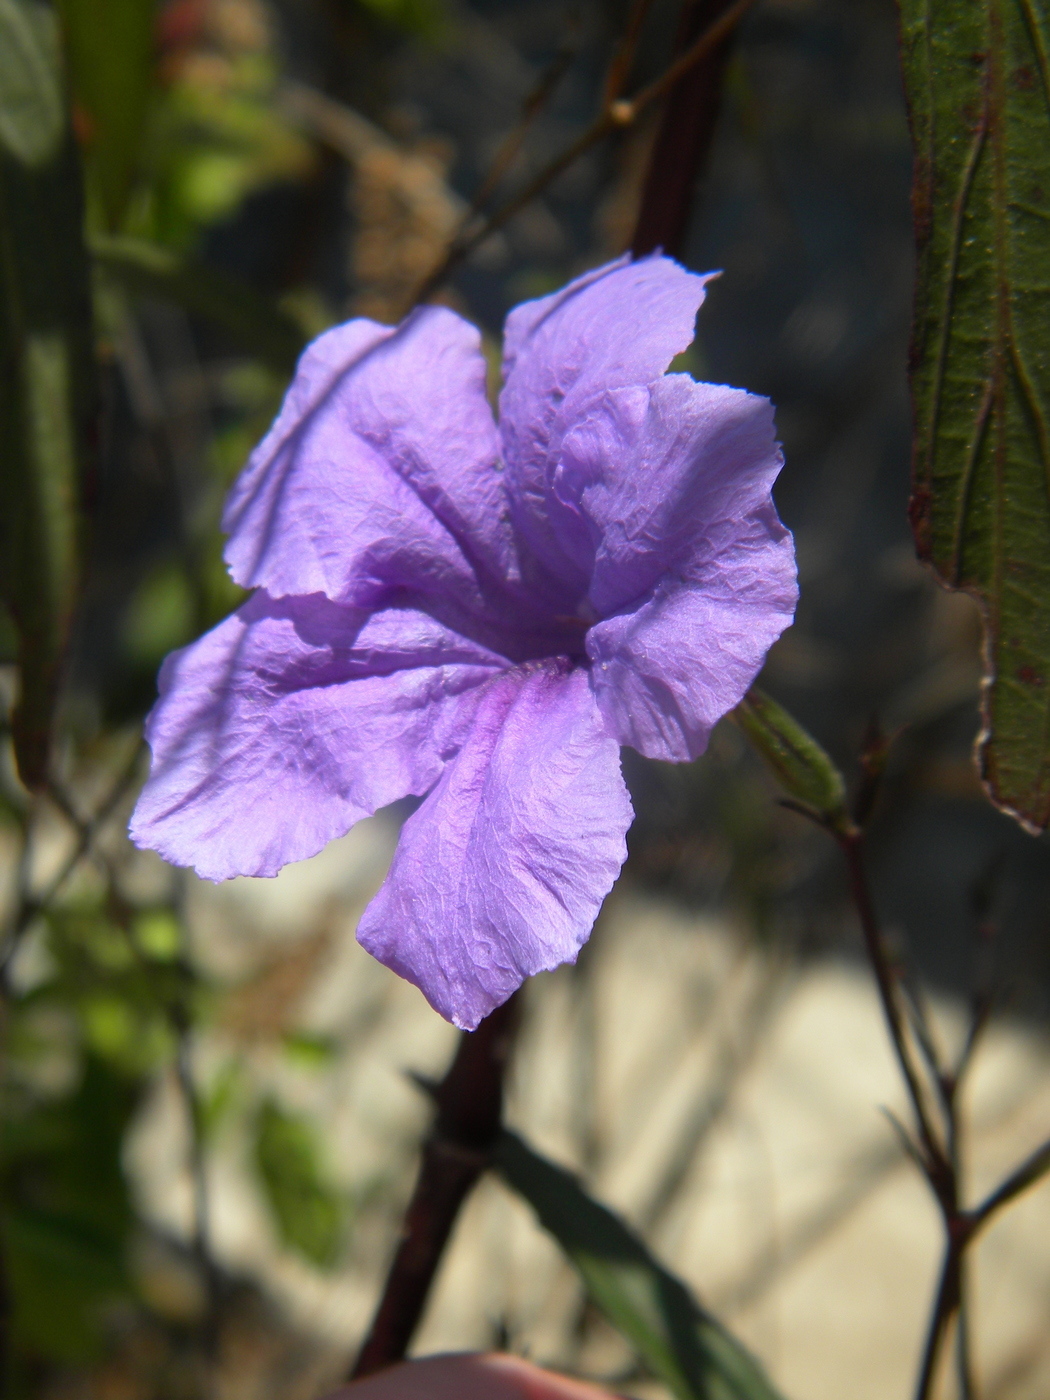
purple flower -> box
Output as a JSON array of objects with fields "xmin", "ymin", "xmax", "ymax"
[{"xmin": 129, "ymin": 255, "xmax": 797, "ymax": 1029}]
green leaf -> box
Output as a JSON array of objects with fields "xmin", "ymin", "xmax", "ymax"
[
  {"xmin": 732, "ymin": 688, "xmax": 851, "ymax": 832},
  {"xmin": 357, "ymin": 0, "xmax": 447, "ymax": 41},
  {"xmin": 0, "ymin": 0, "xmax": 93, "ymax": 790},
  {"xmin": 494, "ymin": 1131, "xmax": 787, "ymax": 1400},
  {"xmin": 282, "ymin": 1031, "xmax": 339, "ymax": 1068},
  {"xmin": 92, "ymin": 234, "xmax": 307, "ymax": 377},
  {"xmin": 0, "ymin": 1056, "xmax": 137, "ymax": 1363},
  {"xmin": 3, "ymin": 1206, "xmax": 124, "ymax": 1361},
  {"xmin": 0, "ymin": 0, "xmax": 63, "ymax": 167},
  {"xmin": 900, "ymin": 0, "xmax": 1050, "ymax": 830},
  {"xmin": 56, "ymin": 0, "xmax": 155, "ymax": 229},
  {"xmin": 253, "ymin": 1099, "xmax": 345, "ymax": 1268}
]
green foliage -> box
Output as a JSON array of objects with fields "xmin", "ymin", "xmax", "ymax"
[
  {"xmin": 34, "ymin": 900, "xmax": 191, "ymax": 1074},
  {"xmin": 0, "ymin": 894, "xmax": 197, "ymax": 1377},
  {"xmin": 0, "ymin": 0, "xmax": 64, "ymax": 166},
  {"xmin": 56, "ymin": 0, "xmax": 155, "ymax": 229},
  {"xmin": 0, "ymin": 1056, "xmax": 138, "ymax": 1367},
  {"xmin": 137, "ymin": 34, "xmax": 314, "ymax": 250},
  {"xmin": 495, "ymin": 1131, "xmax": 787, "ymax": 1400},
  {"xmin": 281, "ymin": 1032, "xmax": 340, "ymax": 1068},
  {"xmin": 93, "ymin": 234, "xmax": 307, "ymax": 376},
  {"xmin": 732, "ymin": 688, "xmax": 851, "ymax": 833},
  {"xmin": 253, "ymin": 1099, "xmax": 346, "ymax": 1268},
  {"xmin": 121, "ymin": 561, "xmax": 196, "ymax": 669},
  {"xmin": 132, "ymin": 908, "xmax": 182, "ymax": 962},
  {"xmin": 0, "ymin": 0, "xmax": 93, "ymax": 789},
  {"xmin": 900, "ymin": 0, "xmax": 1050, "ymax": 830},
  {"xmin": 356, "ymin": 0, "xmax": 447, "ymax": 41}
]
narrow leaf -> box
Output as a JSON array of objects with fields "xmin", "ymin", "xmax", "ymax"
[
  {"xmin": 253, "ymin": 1099, "xmax": 345, "ymax": 1268},
  {"xmin": 56, "ymin": 0, "xmax": 155, "ymax": 229},
  {"xmin": 900, "ymin": 0, "xmax": 1050, "ymax": 829},
  {"xmin": 732, "ymin": 687, "xmax": 851, "ymax": 832},
  {"xmin": 495, "ymin": 1130, "xmax": 786, "ymax": 1400},
  {"xmin": 92, "ymin": 234, "xmax": 306, "ymax": 377},
  {"xmin": 0, "ymin": 0, "xmax": 93, "ymax": 788},
  {"xmin": 0, "ymin": 0, "xmax": 63, "ymax": 166}
]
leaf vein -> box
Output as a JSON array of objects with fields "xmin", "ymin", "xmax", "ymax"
[
  {"xmin": 924, "ymin": 115, "xmax": 989, "ymax": 491},
  {"xmin": 1017, "ymin": 0, "xmax": 1050, "ymax": 123}
]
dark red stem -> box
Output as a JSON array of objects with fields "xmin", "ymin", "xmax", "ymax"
[
  {"xmin": 913, "ymin": 1240, "xmax": 962, "ymax": 1400},
  {"xmin": 837, "ymin": 830, "xmax": 951, "ymax": 1201},
  {"xmin": 631, "ymin": 0, "xmax": 739, "ymax": 258},
  {"xmin": 349, "ymin": 993, "xmax": 520, "ymax": 1379}
]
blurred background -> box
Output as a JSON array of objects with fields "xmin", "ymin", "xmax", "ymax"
[{"xmin": 1, "ymin": 0, "xmax": 1049, "ymax": 1396}]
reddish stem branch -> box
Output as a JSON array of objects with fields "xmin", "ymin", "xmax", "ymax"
[
  {"xmin": 349, "ymin": 994, "xmax": 521, "ymax": 1379},
  {"xmin": 834, "ymin": 820, "xmax": 1050, "ymax": 1400},
  {"xmin": 410, "ymin": 0, "xmax": 758, "ymax": 307},
  {"xmin": 913, "ymin": 1240, "xmax": 962, "ymax": 1400},
  {"xmin": 602, "ymin": 0, "xmax": 659, "ymax": 108},
  {"xmin": 0, "ymin": 741, "xmax": 144, "ymax": 983},
  {"xmin": 971, "ymin": 1133, "xmax": 1050, "ymax": 1231},
  {"xmin": 837, "ymin": 831, "xmax": 950, "ymax": 1201},
  {"xmin": 461, "ymin": 32, "xmax": 580, "ymax": 228},
  {"xmin": 833, "ymin": 825, "xmax": 965, "ymax": 1400},
  {"xmin": 631, "ymin": 0, "xmax": 740, "ymax": 259}
]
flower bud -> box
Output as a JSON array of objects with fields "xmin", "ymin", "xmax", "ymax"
[{"xmin": 733, "ymin": 688, "xmax": 853, "ymax": 834}]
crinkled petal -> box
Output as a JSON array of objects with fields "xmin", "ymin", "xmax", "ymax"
[
  {"xmin": 498, "ymin": 254, "xmax": 715, "ymax": 596},
  {"xmin": 223, "ymin": 309, "xmax": 513, "ymax": 614},
  {"xmin": 357, "ymin": 661, "xmax": 632, "ymax": 1029},
  {"xmin": 129, "ymin": 593, "xmax": 506, "ymax": 881},
  {"xmin": 586, "ymin": 517, "xmax": 798, "ymax": 762},
  {"xmin": 557, "ymin": 374, "xmax": 790, "ymax": 617}
]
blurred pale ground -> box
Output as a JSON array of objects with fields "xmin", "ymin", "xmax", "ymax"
[{"xmin": 15, "ymin": 794, "xmax": 1045, "ymax": 1400}]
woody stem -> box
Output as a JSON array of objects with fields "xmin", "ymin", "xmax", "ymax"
[{"xmin": 349, "ymin": 993, "xmax": 521, "ymax": 1379}]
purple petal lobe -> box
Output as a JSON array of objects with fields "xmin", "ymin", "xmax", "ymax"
[
  {"xmin": 223, "ymin": 309, "xmax": 512, "ymax": 613},
  {"xmin": 357, "ymin": 660, "xmax": 632, "ymax": 1029},
  {"xmin": 564, "ymin": 374, "xmax": 791, "ymax": 617},
  {"xmin": 498, "ymin": 254, "xmax": 716, "ymax": 595},
  {"xmin": 586, "ymin": 482, "xmax": 797, "ymax": 764},
  {"xmin": 129, "ymin": 594, "xmax": 506, "ymax": 881}
]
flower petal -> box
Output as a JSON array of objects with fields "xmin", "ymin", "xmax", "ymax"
[
  {"xmin": 129, "ymin": 594, "xmax": 506, "ymax": 881},
  {"xmin": 586, "ymin": 527, "xmax": 797, "ymax": 763},
  {"xmin": 558, "ymin": 373, "xmax": 791, "ymax": 616},
  {"xmin": 223, "ymin": 308, "xmax": 513, "ymax": 615},
  {"xmin": 498, "ymin": 254, "xmax": 715, "ymax": 596},
  {"xmin": 357, "ymin": 661, "xmax": 632, "ymax": 1029}
]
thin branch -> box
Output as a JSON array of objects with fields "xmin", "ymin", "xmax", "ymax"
[
  {"xmin": 9, "ymin": 813, "xmax": 34, "ymax": 939},
  {"xmin": 914, "ymin": 1242, "xmax": 962, "ymax": 1400},
  {"xmin": 411, "ymin": 0, "xmax": 760, "ymax": 306},
  {"xmin": 411, "ymin": 120, "xmax": 610, "ymax": 307},
  {"xmin": 837, "ymin": 831, "xmax": 951, "ymax": 1206},
  {"xmin": 971, "ymin": 1134, "xmax": 1050, "ymax": 1232},
  {"xmin": 0, "ymin": 742, "xmax": 145, "ymax": 981},
  {"xmin": 956, "ymin": 1255, "xmax": 976, "ymax": 1400},
  {"xmin": 880, "ymin": 1105, "xmax": 935, "ymax": 1183},
  {"xmin": 776, "ymin": 796, "xmax": 829, "ymax": 827},
  {"xmin": 827, "ymin": 745, "xmax": 1045, "ymax": 1400},
  {"xmin": 954, "ymin": 989, "xmax": 995, "ymax": 1087},
  {"xmin": 899, "ymin": 975, "xmax": 946, "ymax": 1090},
  {"xmin": 465, "ymin": 27, "xmax": 581, "ymax": 223},
  {"xmin": 44, "ymin": 775, "xmax": 83, "ymax": 831},
  {"xmin": 173, "ymin": 1001, "xmax": 222, "ymax": 1355},
  {"xmin": 602, "ymin": 0, "xmax": 659, "ymax": 107},
  {"xmin": 940, "ymin": 989, "xmax": 995, "ymax": 1183},
  {"xmin": 896, "ymin": 975, "xmax": 967, "ymax": 1171},
  {"xmin": 626, "ymin": 0, "xmax": 758, "ymax": 115}
]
